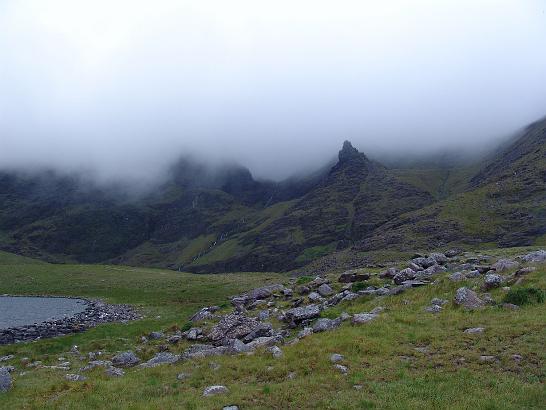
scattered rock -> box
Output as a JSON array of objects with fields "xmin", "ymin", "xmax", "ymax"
[
  {"xmin": 393, "ymin": 268, "xmax": 416, "ymax": 285},
  {"xmin": 464, "ymin": 327, "xmax": 485, "ymax": 334},
  {"xmin": 502, "ymin": 303, "xmax": 520, "ymax": 310},
  {"xmin": 0, "ymin": 367, "xmax": 12, "ymax": 393},
  {"xmin": 105, "ymin": 366, "xmax": 124, "ymax": 377},
  {"xmin": 519, "ymin": 250, "xmax": 546, "ymax": 263},
  {"xmin": 338, "ymin": 270, "xmax": 370, "ymax": 283},
  {"xmin": 465, "ymin": 270, "xmax": 481, "ymax": 278},
  {"xmin": 317, "ymin": 284, "xmax": 334, "ymax": 297},
  {"xmin": 333, "ymin": 364, "xmax": 348, "ymax": 375},
  {"xmin": 352, "ymin": 313, "xmax": 377, "ymax": 324},
  {"xmin": 430, "ymin": 252, "xmax": 448, "ymax": 264},
  {"xmin": 330, "ymin": 354, "xmax": 344, "ymax": 363},
  {"xmin": 190, "ymin": 306, "xmax": 219, "ymax": 322},
  {"xmin": 0, "ymin": 355, "xmax": 14, "ymax": 362},
  {"xmin": 65, "ymin": 374, "xmax": 87, "ymax": 382},
  {"xmin": 512, "ymin": 354, "xmax": 523, "ymax": 362},
  {"xmin": 308, "ymin": 292, "xmax": 322, "ymax": 302},
  {"xmin": 430, "ymin": 298, "xmax": 448, "ymax": 306},
  {"xmin": 312, "ymin": 317, "xmax": 342, "ymax": 333},
  {"xmin": 449, "ymin": 272, "xmax": 466, "ymax": 282},
  {"xmin": 112, "ymin": 351, "xmax": 140, "ymax": 368},
  {"xmin": 149, "ymin": 331, "xmax": 164, "ymax": 340},
  {"xmin": 454, "ymin": 287, "xmax": 484, "ymax": 309},
  {"xmin": 297, "ymin": 327, "xmax": 313, "ymax": 338},
  {"xmin": 203, "ymin": 385, "xmax": 229, "ymax": 397},
  {"xmin": 379, "ymin": 268, "xmax": 397, "ymax": 279},
  {"xmin": 479, "ymin": 355, "xmax": 497, "ymax": 363},
  {"xmin": 177, "ymin": 372, "xmax": 190, "ymax": 381},
  {"xmin": 208, "ymin": 313, "xmax": 272, "ymax": 345},
  {"xmin": 139, "ymin": 352, "xmax": 180, "ymax": 368},
  {"xmin": 268, "ymin": 346, "xmax": 283, "ymax": 359},
  {"xmin": 223, "ymin": 406, "xmax": 239, "ymax": 410},
  {"xmin": 492, "ymin": 259, "xmax": 518, "ymax": 272},
  {"xmin": 283, "ymin": 304, "xmax": 321, "ymax": 325},
  {"xmin": 424, "ymin": 305, "xmax": 442, "ymax": 314},
  {"xmin": 483, "ymin": 274, "xmax": 502, "ymax": 290}
]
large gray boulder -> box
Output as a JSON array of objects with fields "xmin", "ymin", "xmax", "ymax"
[
  {"xmin": 0, "ymin": 367, "xmax": 12, "ymax": 393},
  {"xmin": 412, "ymin": 257, "xmax": 436, "ymax": 269},
  {"xmin": 208, "ymin": 313, "xmax": 272, "ymax": 345},
  {"xmin": 283, "ymin": 304, "xmax": 321, "ymax": 324},
  {"xmin": 454, "ymin": 287, "xmax": 484, "ymax": 309},
  {"xmin": 112, "ymin": 351, "xmax": 140, "ymax": 368},
  {"xmin": 430, "ymin": 253, "xmax": 448, "ymax": 265}
]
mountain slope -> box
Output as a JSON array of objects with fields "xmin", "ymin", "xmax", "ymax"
[{"xmin": 357, "ymin": 116, "xmax": 546, "ymax": 253}]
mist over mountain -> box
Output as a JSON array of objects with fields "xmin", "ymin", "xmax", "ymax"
[{"xmin": 1, "ymin": 1, "xmax": 546, "ymax": 182}]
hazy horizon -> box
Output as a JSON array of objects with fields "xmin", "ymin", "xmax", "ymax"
[{"xmin": 1, "ymin": 1, "xmax": 546, "ymax": 183}]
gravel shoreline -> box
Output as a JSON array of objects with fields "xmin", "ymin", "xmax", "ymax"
[{"xmin": 0, "ymin": 296, "xmax": 139, "ymax": 345}]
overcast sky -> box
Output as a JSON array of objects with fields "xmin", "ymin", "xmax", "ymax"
[{"xmin": 1, "ymin": 0, "xmax": 546, "ymax": 182}]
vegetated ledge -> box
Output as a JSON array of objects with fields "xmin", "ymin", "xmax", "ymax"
[{"xmin": 0, "ymin": 297, "xmax": 140, "ymax": 345}]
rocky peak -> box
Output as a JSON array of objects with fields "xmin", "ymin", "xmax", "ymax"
[{"xmin": 338, "ymin": 140, "xmax": 367, "ymax": 164}]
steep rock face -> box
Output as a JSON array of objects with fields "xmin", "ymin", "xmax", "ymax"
[{"xmin": 189, "ymin": 141, "xmax": 434, "ymax": 272}]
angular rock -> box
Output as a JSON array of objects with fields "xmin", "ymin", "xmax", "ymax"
[
  {"xmin": 520, "ymin": 250, "xmax": 546, "ymax": 263},
  {"xmin": 245, "ymin": 335, "xmax": 284, "ymax": 350},
  {"xmin": 190, "ymin": 306, "xmax": 219, "ymax": 322},
  {"xmin": 330, "ymin": 353, "xmax": 344, "ymax": 363},
  {"xmin": 430, "ymin": 298, "xmax": 448, "ymax": 306},
  {"xmin": 393, "ymin": 268, "xmax": 415, "ymax": 285},
  {"xmin": 412, "ymin": 257, "xmax": 436, "ymax": 269},
  {"xmin": 454, "ymin": 287, "xmax": 484, "ymax": 309},
  {"xmin": 105, "ymin": 366, "xmax": 125, "ymax": 377},
  {"xmin": 308, "ymin": 292, "xmax": 322, "ymax": 302},
  {"xmin": 333, "ymin": 364, "xmax": 348, "ymax": 375},
  {"xmin": 208, "ymin": 313, "xmax": 272, "ymax": 345},
  {"xmin": 186, "ymin": 328, "xmax": 202, "ymax": 340},
  {"xmin": 465, "ymin": 270, "xmax": 481, "ymax": 278},
  {"xmin": 203, "ymin": 385, "xmax": 229, "ymax": 396},
  {"xmin": 112, "ymin": 351, "xmax": 140, "ymax": 368},
  {"xmin": 139, "ymin": 352, "xmax": 180, "ymax": 368},
  {"xmin": 0, "ymin": 368, "xmax": 12, "ymax": 393},
  {"xmin": 338, "ymin": 270, "xmax": 370, "ymax": 283},
  {"xmin": 317, "ymin": 284, "xmax": 334, "ymax": 297},
  {"xmin": 424, "ymin": 305, "xmax": 442, "ymax": 313},
  {"xmin": 449, "ymin": 272, "xmax": 466, "ymax": 282},
  {"xmin": 492, "ymin": 259, "xmax": 518, "ymax": 272},
  {"xmin": 297, "ymin": 327, "xmax": 313, "ymax": 339},
  {"xmin": 379, "ymin": 268, "xmax": 398, "ymax": 279},
  {"xmin": 312, "ymin": 317, "xmax": 342, "ymax": 333},
  {"xmin": 283, "ymin": 304, "xmax": 321, "ymax": 324},
  {"xmin": 352, "ymin": 313, "xmax": 377, "ymax": 324},
  {"xmin": 483, "ymin": 274, "xmax": 502, "ymax": 290},
  {"xmin": 268, "ymin": 346, "xmax": 283, "ymax": 359},
  {"xmin": 464, "ymin": 327, "xmax": 485, "ymax": 334},
  {"xmin": 65, "ymin": 374, "xmax": 87, "ymax": 382},
  {"xmin": 149, "ymin": 331, "xmax": 164, "ymax": 340}
]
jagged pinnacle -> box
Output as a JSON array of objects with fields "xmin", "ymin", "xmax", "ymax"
[{"xmin": 338, "ymin": 140, "xmax": 361, "ymax": 162}]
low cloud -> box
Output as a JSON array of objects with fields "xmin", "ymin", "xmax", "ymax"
[{"xmin": 1, "ymin": 0, "xmax": 546, "ymax": 183}]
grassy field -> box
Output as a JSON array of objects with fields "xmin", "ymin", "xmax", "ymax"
[{"xmin": 0, "ymin": 251, "xmax": 545, "ymax": 409}]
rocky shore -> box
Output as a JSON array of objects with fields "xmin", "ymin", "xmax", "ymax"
[{"xmin": 0, "ymin": 298, "xmax": 139, "ymax": 345}]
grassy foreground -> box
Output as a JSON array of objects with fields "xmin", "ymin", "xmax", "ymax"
[{"xmin": 0, "ymin": 250, "xmax": 544, "ymax": 409}]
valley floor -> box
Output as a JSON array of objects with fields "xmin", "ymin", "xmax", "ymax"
[{"xmin": 0, "ymin": 249, "xmax": 544, "ymax": 409}]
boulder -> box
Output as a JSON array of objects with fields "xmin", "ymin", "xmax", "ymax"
[
  {"xmin": 338, "ymin": 271, "xmax": 371, "ymax": 283},
  {"xmin": 112, "ymin": 351, "xmax": 140, "ymax": 368},
  {"xmin": 425, "ymin": 305, "xmax": 442, "ymax": 313},
  {"xmin": 312, "ymin": 318, "xmax": 342, "ymax": 333},
  {"xmin": 465, "ymin": 270, "xmax": 481, "ymax": 278},
  {"xmin": 268, "ymin": 346, "xmax": 283, "ymax": 359},
  {"xmin": 352, "ymin": 313, "xmax": 377, "ymax": 324},
  {"xmin": 393, "ymin": 268, "xmax": 416, "ymax": 285},
  {"xmin": 183, "ymin": 344, "xmax": 224, "ymax": 359},
  {"xmin": 454, "ymin": 287, "xmax": 484, "ymax": 309},
  {"xmin": 283, "ymin": 304, "xmax": 321, "ymax": 324},
  {"xmin": 483, "ymin": 274, "xmax": 502, "ymax": 290},
  {"xmin": 430, "ymin": 298, "xmax": 448, "ymax": 306},
  {"xmin": 308, "ymin": 292, "xmax": 322, "ymax": 302},
  {"xmin": 203, "ymin": 385, "xmax": 229, "ymax": 397},
  {"xmin": 186, "ymin": 328, "xmax": 202, "ymax": 340},
  {"xmin": 0, "ymin": 367, "xmax": 12, "ymax": 393},
  {"xmin": 412, "ymin": 257, "xmax": 436, "ymax": 269},
  {"xmin": 519, "ymin": 250, "xmax": 546, "ymax": 263},
  {"xmin": 317, "ymin": 284, "xmax": 334, "ymax": 297},
  {"xmin": 464, "ymin": 327, "xmax": 485, "ymax": 334},
  {"xmin": 149, "ymin": 331, "xmax": 164, "ymax": 340},
  {"xmin": 379, "ymin": 268, "xmax": 397, "ymax": 279},
  {"xmin": 445, "ymin": 248, "xmax": 463, "ymax": 257},
  {"xmin": 430, "ymin": 252, "xmax": 448, "ymax": 264},
  {"xmin": 139, "ymin": 352, "xmax": 180, "ymax": 368},
  {"xmin": 492, "ymin": 259, "xmax": 518, "ymax": 272},
  {"xmin": 449, "ymin": 272, "xmax": 466, "ymax": 282},
  {"xmin": 208, "ymin": 313, "xmax": 272, "ymax": 345},
  {"xmin": 297, "ymin": 327, "xmax": 313, "ymax": 339}
]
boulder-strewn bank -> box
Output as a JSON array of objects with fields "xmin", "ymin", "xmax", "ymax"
[{"xmin": 0, "ymin": 299, "xmax": 139, "ymax": 345}]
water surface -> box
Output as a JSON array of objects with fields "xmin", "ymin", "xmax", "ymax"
[{"xmin": 0, "ymin": 296, "xmax": 88, "ymax": 329}]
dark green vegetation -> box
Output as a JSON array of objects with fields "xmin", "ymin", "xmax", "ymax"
[
  {"xmin": 0, "ymin": 250, "xmax": 544, "ymax": 409},
  {"xmin": 503, "ymin": 287, "xmax": 545, "ymax": 306},
  {"xmin": 1, "ymin": 116, "xmax": 545, "ymax": 273}
]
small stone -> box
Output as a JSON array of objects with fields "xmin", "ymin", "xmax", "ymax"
[
  {"xmin": 333, "ymin": 364, "xmax": 348, "ymax": 375},
  {"xmin": 287, "ymin": 371, "xmax": 297, "ymax": 380},
  {"xmin": 414, "ymin": 347, "xmax": 429, "ymax": 353},
  {"xmin": 0, "ymin": 355, "xmax": 14, "ymax": 362},
  {"xmin": 352, "ymin": 313, "xmax": 377, "ymax": 324},
  {"xmin": 512, "ymin": 354, "xmax": 523, "ymax": 362},
  {"xmin": 176, "ymin": 372, "xmax": 190, "ymax": 381},
  {"xmin": 268, "ymin": 346, "xmax": 283, "ymax": 359},
  {"xmin": 105, "ymin": 366, "xmax": 125, "ymax": 377},
  {"xmin": 139, "ymin": 352, "xmax": 180, "ymax": 368},
  {"xmin": 353, "ymin": 384, "xmax": 363, "ymax": 390},
  {"xmin": 479, "ymin": 355, "xmax": 497, "ymax": 363},
  {"xmin": 425, "ymin": 305, "xmax": 442, "ymax": 313},
  {"xmin": 65, "ymin": 374, "xmax": 87, "ymax": 382},
  {"xmin": 449, "ymin": 272, "xmax": 466, "ymax": 282},
  {"xmin": 297, "ymin": 327, "xmax": 313, "ymax": 338},
  {"xmin": 149, "ymin": 331, "xmax": 164, "ymax": 340},
  {"xmin": 502, "ymin": 303, "xmax": 520, "ymax": 310},
  {"xmin": 223, "ymin": 406, "xmax": 239, "ymax": 410},
  {"xmin": 203, "ymin": 385, "xmax": 229, "ymax": 396},
  {"xmin": 330, "ymin": 354, "xmax": 344, "ymax": 363},
  {"xmin": 464, "ymin": 327, "xmax": 485, "ymax": 334},
  {"xmin": 308, "ymin": 292, "xmax": 322, "ymax": 302},
  {"xmin": 430, "ymin": 298, "xmax": 448, "ymax": 306}
]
